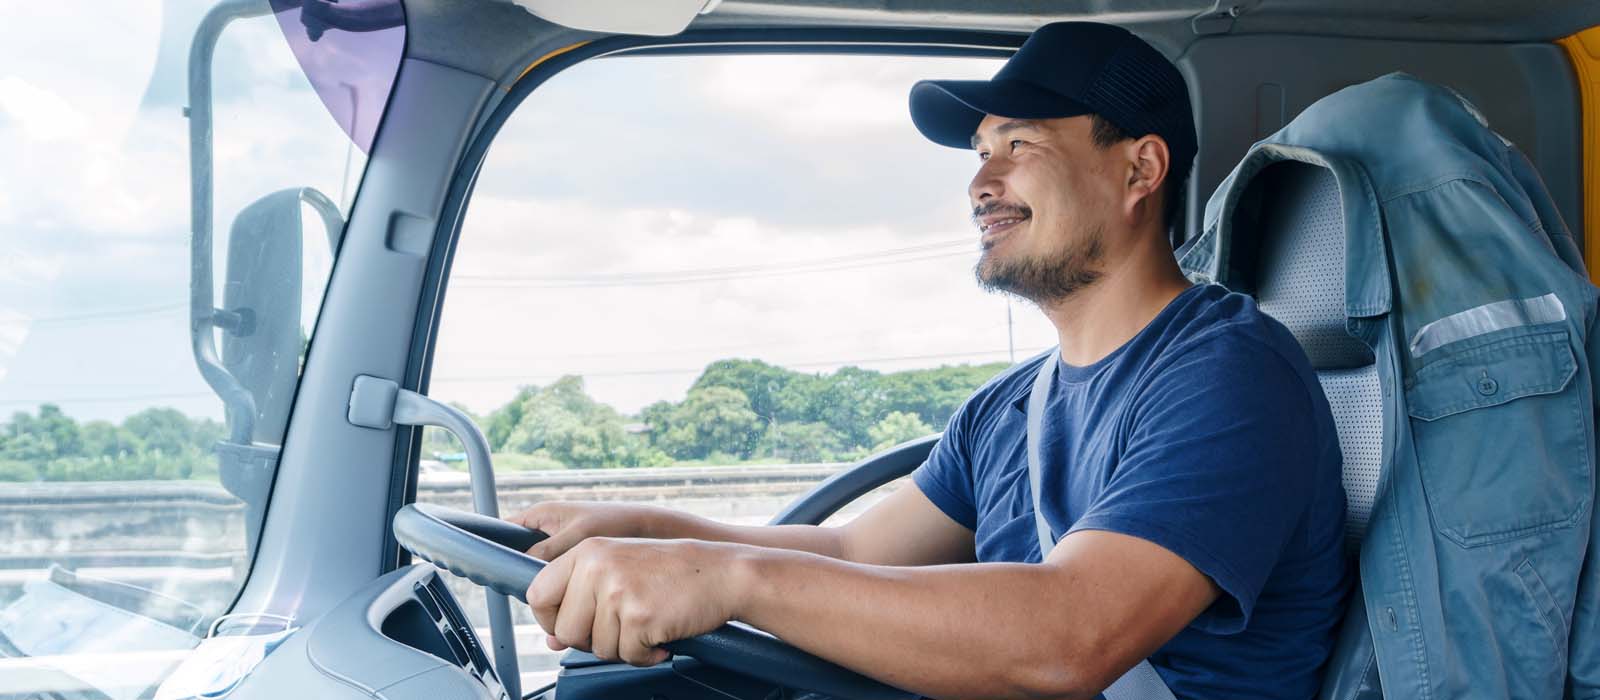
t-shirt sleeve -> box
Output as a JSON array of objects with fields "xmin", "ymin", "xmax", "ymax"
[
  {"xmin": 912, "ymin": 401, "xmax": 978, "ymax": 531},
  {"xmin": 1066, "ymin": 333, "xmax": 1326, "ymax": 635}
]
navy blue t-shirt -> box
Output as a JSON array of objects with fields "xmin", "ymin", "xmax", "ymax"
[{"xmin": 913, "ymin": 284, "xmax": 1350, "ymax": 700}]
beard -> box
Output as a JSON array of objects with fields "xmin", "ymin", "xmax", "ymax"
[{"xmin": 974, "ymin": 221, "xmax": 1105, "ymax": 304}]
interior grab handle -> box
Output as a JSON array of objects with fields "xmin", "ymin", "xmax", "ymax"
[{"xmin": 347, "ymin": 374, "xmax": 522, "ymax": 700}]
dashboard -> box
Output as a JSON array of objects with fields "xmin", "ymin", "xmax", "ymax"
[
  {"xmin": 227, "ymin": 565, "xmax": 789, "ymax": 700},
  {"xmin": 231, "ymin": 566, "xmax": 503, "ymax": 700}
]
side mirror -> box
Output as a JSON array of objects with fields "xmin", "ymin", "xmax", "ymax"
[
  {"xmin": 193, "ymin": 187, "xmax": 342, "ymax": 446},
  {"xmin": 194, "ymin": 187, "xmax": 341, "ymax": 552}
]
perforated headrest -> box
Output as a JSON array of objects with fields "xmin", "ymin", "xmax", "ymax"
[{"xmin": 1234, "ymin": 162, "xmax": 1373, "ymax": 370}]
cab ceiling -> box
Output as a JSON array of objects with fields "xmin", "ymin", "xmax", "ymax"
[
  {"xmin": 703, "ymin": 1, "xmax": 1600, "ymax": 45},
  {"xmin": 402, "ymin": 0, "xmax": 1600, "ymax": 85}
]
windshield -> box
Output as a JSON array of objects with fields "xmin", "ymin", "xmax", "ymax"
[{"xmin": 0, "ymin": 1, "xmax": 400, "ymax": 695}]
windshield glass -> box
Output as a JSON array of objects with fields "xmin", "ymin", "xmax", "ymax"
[
  {"xmin": 0, "ymin": 1, "xmax": 400, "ymax": 695},
  {"xmin": 418, "ymin": 51, "xmax": 1052, "ymax": 688}
]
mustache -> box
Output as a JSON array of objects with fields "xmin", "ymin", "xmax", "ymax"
[{"xmin": 971, "ymin": 201, "xmax": 1033, "ymax": 223}]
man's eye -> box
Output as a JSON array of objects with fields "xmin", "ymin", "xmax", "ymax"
[
  {"xmin": 1010, "ymin": 139, "xmax": 1026, "ymax": 150},
  {"xmin": 978, "ymin": 151, "xmax": 991, "ymax": 162}
]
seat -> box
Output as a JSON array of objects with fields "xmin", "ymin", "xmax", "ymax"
[
  {"xmin": 1230, "ymin": 160, "xmax": 1382, "ymax": 552},
  {"xmin": 1217, "ymin": 160, "xmax": 1385, "ymax": 696}
]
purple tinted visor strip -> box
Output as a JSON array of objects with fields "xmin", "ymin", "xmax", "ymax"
[{"xmin": 269, "ymin": 0, "xmax": 406, "ymax": 153}]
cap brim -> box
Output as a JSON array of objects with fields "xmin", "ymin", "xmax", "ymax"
[{"xmin": 909, "ymin": 78, "xmax": 1094, "ymax": 150}]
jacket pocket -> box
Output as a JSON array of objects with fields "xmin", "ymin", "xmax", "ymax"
[
  {"xmin": 1513, "ymin": 559, "xmax": 1569, "ymax": 655},
  {"xmin": 1404, "ymin": 327, "xmax": 1589, "ymax": 547}
]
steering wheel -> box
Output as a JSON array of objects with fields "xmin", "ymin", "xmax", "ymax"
[{"xmin": 392, "ymin": 503, "xmax": 914, "ymax": 700}]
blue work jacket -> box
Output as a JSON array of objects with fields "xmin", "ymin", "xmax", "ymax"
[{"xmin": 1178, "ymin": 73, "xmax": 1600, "ymax": 699}]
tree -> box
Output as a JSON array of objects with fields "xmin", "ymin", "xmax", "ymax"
[
  {"xmin": 484, "ymin": 386, "xmax": 538, "ymax": 451},
  {"xmin": 878, "ymin": 362, "xmax": 1009, "ymax": 428},
  {"xmin": 779, "ymin": 366, "xmax": 886, "ymax": 451},
  {"xmin": 80, "ymin": 420, "xmax": 141, "ymax": 459},
  {"xmin": 124, "ymin": 407, "xmax": 208, "ymax": 455},
  {"xmin": 691, "ymin": 359, "xmax": 795, "ymax": 424},
  {"xmin": 652, "ymin": 386, "xmax": 764, "ymax": 460},
  {"xmin": 868, "ymin": 411, "xmax": 935, "ymax": 451},
  {"xmin": 494, "ymin": 376, "xmax": 655, "ymax": 469},
  {"xmin": 1, "ymin": 404, "xmax": 81, "ymax": 462},
  {"xmin": 759, "ymin": 421, "xmax": 844, "ymax": 463}
]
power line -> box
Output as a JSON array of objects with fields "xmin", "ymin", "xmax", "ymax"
[
  {"xmin": 430, "ymin": 346, "xmax": 1045, "ymax": 384},
  {"xmin": 0, "ymin": 346, "xmax": 1042, "ymax": 406},
  {"xmin": 456, "ymin": 250, "xmax": 976, "ymax": 289},
  {"xmin": 454, "ymin": 238, "xmax": 972, "ymax": 284},
  {"xmin": 0, "ymin": 391, "xmax": 214, "ymax": 407},
  {"xmin": 0, "ymin": 303, "xmax": 186, "ymax": 325}
]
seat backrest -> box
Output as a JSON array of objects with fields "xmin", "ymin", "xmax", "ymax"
[{"xmin": 1230, "ymin": 161, "xmax": 1381, "ymax": 552}]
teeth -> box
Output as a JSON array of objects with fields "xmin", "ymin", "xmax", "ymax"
[{"xmin": 983, "ymin": 218, "xmax": 1023, "ymax": 232}]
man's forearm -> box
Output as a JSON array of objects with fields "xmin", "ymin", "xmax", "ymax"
[
  {"xmin": 725, "ymin": 547, "xmax": 1106, "ymax": 700},
  {"xmin": 648, "ymin": 510, "xmax": 848, "ymax": 560}
]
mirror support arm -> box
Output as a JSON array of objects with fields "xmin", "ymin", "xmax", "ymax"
[{"xmin": 187, "ymin": 0, "xmax": 272, "ymax": 445}]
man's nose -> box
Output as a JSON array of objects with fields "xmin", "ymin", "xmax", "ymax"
[{"xmin": 968, "ymin": 157, "xmax": 1007, "ymax": 205}]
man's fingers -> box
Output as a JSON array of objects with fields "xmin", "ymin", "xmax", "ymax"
[
  {"xmin": 590, "ymin": 601, "xmax": 622, "ymax": 662},
  {"xmin": 552, "ymin": 559, "xmax": 598, "ymax": 651},
  {"xmin": 529, "ymin": 527, "xmax": 585, "ymax": 561},
  {"xmin": 618, "ymin": 628, "xmax": 668, "ymax": 667},
  {"xmin": 505, "ymin": 503, "xmax": 556, "ymax": 531},
  {"xmin": 527, "ymin": 549, "xmax": 575, "ymax": 637},
  {"xmin": 617, "ymin": 605, "xmax": 672, "ymax": 667}
]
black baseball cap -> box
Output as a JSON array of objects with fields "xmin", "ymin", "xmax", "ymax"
[{"xmin": 910, "ymin": 22, "xmax": 1197, "ymax": 181}]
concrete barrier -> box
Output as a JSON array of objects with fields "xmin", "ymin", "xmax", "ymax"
[{"xmin": 0, "ymin": 464, "xmax": 906, "ymax": 614}]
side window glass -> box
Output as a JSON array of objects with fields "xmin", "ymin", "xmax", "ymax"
[
  {"xmin": 421, "ymin": 53, "xmax": 1056, "ymax": 688},
  {"xmin": 0, "ymin": 1, "xmax": 396, "ymax": 697}
]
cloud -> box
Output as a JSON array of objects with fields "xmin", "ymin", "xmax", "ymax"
[
  {"xmin": 431, "ymin": 193, "xmax": 1055, "ymax": 415},
  {"xmin": 475, "ymin": 54, "xmax": 994, "ymax": 231},
  {"xmin": 2, "ymin": 39, "xmax": 1036, "ymax": 426},
  {"xmin": 0, "ymin": 5, "xmax": 356, "ymax": 422},
  {"xmin": 698, "ymin": 55, "xmax": 998, "ymax": 136}
]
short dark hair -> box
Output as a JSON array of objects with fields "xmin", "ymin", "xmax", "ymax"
[{"xmin": 1088, "ymin": 114, "xmax": 1188, "ymax": 239}]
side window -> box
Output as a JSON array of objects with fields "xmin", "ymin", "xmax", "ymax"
[
  {"xmin": 0, "ymin": 2, "xmax": 394, "ymax": 697},
  {"xmin": 421, "ymin": 53, "xmax": 1056, "ymax": 687}
]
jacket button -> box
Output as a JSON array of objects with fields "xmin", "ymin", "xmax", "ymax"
[{"xmin": 1476, "ymin": 372, "xmax": 1498, "ymax": 396}]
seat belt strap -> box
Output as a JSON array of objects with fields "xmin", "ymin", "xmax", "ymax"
[{"xmin": 1027, "ymin": 350, "xmax": 1177, "ymax": 700}]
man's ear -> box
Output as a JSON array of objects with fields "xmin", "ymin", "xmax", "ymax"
[{"xmin": 1123, "ymin": 135, "xmax": 1171, "ymax": 223}]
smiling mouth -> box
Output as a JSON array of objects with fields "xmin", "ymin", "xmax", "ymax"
[{"xmin": 980, "ymin": 216, "xmax": 1028, "ymax": 245}]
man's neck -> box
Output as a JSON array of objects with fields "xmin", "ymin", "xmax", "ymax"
[{"xmin": 1038, "ymin": 238, "xmax": 1193, "ymax": 367}]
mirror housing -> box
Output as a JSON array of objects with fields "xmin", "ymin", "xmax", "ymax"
[
  {"xmin": 219, "ymin": 189, "xmax": 305, "ymax": 445},
  {"xmin": 202, "ymin": 187, "xmax": 343, "ymax": 445}
]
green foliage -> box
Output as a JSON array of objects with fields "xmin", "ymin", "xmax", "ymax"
[
  {"xmin": 758, "ymin": 421, "xmax": 845, "ymax": 463},
  {"xmin": 0, "ymin": 358, "xmax": 1006, "ymax": 479},
  {"xmin": 487, "ymin": 376, "xmax": 669, "ymax": 469},
  {"xmin": 650, "ymin": 386, "xmax": 764, "ymax": 461},
  {"xmin": 0, "ymin": 404, "xmax": 223, "ymax": 482},
  {"xmin": 868, "ymin": 411, "xmax": 935, "ymax": 451}
]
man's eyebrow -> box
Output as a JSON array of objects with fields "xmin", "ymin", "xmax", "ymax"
[{"xmin": 971, "ymin": 119, "xmax": 1040, "ymax": 148}]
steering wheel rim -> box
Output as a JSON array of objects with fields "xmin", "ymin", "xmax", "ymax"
[{"xmin": 392, "ymin": 503, "xmax": 914, "ymax": 700}]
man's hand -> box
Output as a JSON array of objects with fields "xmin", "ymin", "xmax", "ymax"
[
  {"xmin": 507, "ymin": 502, "xmax": 687, "ymax": 560},
  {"xmin": 527, "ymin": 537, "xmax": 750, "ymax": 667}
]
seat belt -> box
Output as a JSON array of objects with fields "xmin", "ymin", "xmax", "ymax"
[{"xmin": 1027, "ymin": 352, "xmax": 1177, "ymax": 700}]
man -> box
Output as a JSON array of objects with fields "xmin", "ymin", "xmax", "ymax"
[{"xmin": 510, "ymin": 22, "xmax": 1350, "ymax": 699}]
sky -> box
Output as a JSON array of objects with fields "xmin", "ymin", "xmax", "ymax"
[{"xmin": 0, "ymin": 2, "xmax": 1058, "ymax": 427}]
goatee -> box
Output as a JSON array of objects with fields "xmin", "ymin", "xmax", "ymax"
[{"xmin": 975, "ymin": 224, "xmax": 1105, "ymax": 304}]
